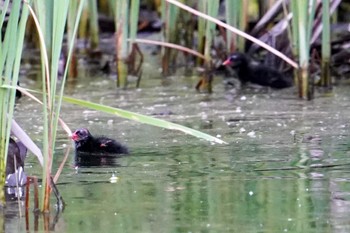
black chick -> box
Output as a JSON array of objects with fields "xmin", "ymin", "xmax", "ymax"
[
  {"xmin": 16, "ymin": 81, "xmax": 22, "ymax": 99},
  {"xmin": 223, "ymin": 52, "xmax": 292, "ymax": 89},
  {"xmin": 6, "ymin": 138, "xmax": 27, "ymax": 187},
  {"xmin": 71, "ymin": 128, "xmax": 129, "ymax": 155}
]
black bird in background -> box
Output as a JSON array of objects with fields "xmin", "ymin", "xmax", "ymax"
[{"xmin": 222, "ymin": 52, "xmax": 292, "ymax": 89}]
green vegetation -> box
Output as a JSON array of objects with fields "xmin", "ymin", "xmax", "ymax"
[
  {"xmin": 0, "ymin": 0, "xmax": 345, "ymax": 215},
  {"xmin": 0, "ymin": 0, "xmax": 29, "ymax": 204}
]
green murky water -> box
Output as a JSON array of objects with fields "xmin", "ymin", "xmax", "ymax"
[{"xmin": 6, "ymin": 69, "xmax": 350, "ymax": 232}]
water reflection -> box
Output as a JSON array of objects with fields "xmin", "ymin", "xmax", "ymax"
[
  {"xmin": 74, "ymin": 153, "xmax": 126, "ymax": 167},
  {"xmin": 57, "ymin": 167, "xmax": 342, "ymax": 233}
]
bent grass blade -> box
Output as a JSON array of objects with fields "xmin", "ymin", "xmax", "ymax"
[{"xmin": 62, "ymin": 96, "xmax": 227, "ymax": 145}]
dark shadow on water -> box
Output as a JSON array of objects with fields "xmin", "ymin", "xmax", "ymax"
[{"xmin": 74, "ymin": 152, "xmax": 128, "ymax": 167}]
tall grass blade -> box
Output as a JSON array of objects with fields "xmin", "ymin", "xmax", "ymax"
[
  {"xmin": 129, "ymin": 0, "xmax": 140, "ymax": 49},
  {"xmin": 88, "ymin": 0, "xmax": 99, "ymax": 49},
  {"xmin": 204, "ymin": 0, "xmax": 219, "ymax": 60},
  {"xmin": 68, "ymin": 0, "xmax": 79, "ymax": 78},
  {"xmin": 27, "ymin": 1, "xmax": 52, "ymax": 211},
  {"xmin": 161, "ymin": 1, "xmax": 179, "ymax": 75},
  {"xmin": 0, "ymin": 0, "xmax": 29, "ymax": 204},
  {"xmin": 0, "ymin": 0, "xmax": 9, "ymax": 25},
  {"xmin": 290, "ymin": 0, "xmax": 300, "ymax": 90},
  {"xmin": 292, "ymin": 1, "xmax": 317, "ymax": 99},
  {"xmin": 196, "ymin": 0, "xmax": 206, "ymax": 65},
  {"xmin": 321, "ymin": 0, "xmax": 331, "ymax": 88},
  {"xmin": 225, "ymin": 0, "xmax": 237, "ymax": 52},
  {"xmin": 55, "ymin": 0, "xmax": 85, "ymax": 133},
  {"xmin": 237, "ymin": 1, "xmax": 247, "ymax": 52},
  {"xmin": 78, "ymin": 0, "xmax": 88, "ymax": 40},
  {"xmin": 115, "ymin": 0, "xmax": 129, "ymax": 87},
  {"xmin": 29, "ymin": 0, "xmax": 84, "ymax": 211}
]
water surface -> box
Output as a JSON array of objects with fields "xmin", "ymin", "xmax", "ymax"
[{"xmin": 8, "ymin": 70, "xmax": 350, "ymax": 232}]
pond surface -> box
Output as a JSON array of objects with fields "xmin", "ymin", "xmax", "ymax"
[{"xmin": 6, "ymin": 65, "xmax": 350, "ymax": 232}]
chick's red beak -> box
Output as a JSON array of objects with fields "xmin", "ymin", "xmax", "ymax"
[
  {"xmin": 222, "ymin": 59, "xmax": 232, "ymax": 66},
  {"xmin": 71, "ymin": 133, "xmax": 79, "ymax": 141}
]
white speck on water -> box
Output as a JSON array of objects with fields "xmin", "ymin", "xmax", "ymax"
[
  {"xmin": 247, "ymin": 131, "xmax": 256, "ymax": 138},
  {"xmin": 277, "ymin": 123, "xmax": 282, "ymax": 127},
  {"xmin": 62, "ymin": 144, "xmax": 67, "ymax": 148},
  {"xmin": 107, "ymin": 119, "xmax": 113, "ymax": 125},
  {"xmin": 288, "ymin": 218, "xmax": 292, "ymax": 221},
  {"xmin": 83, "ymin": 110, "xmax": 94, "ymax": 114},
  {"xmin": 235, "ymin": 107, "xmax": 242, "ymax": 113},
  {"xmin": 290, "ymin": 130, "xmax": 295, "ymax": 135},
  {"xmin": 239, "ymin": 128, "xmax": 246, "ymax": 133},
  {"xmin": 206, "ymin": 224, "xmax": 211, "ymax": 227},
  {"xmin": 249, "ymin": 191, "xmax": 254, "ymax": 196},
  {"xmin": 219, "ymin": 115, "xmax": 226, "ymax": 121},
  {"xmin": 240, "ymin": 96, "xmax": 247, "ymax": 101},
  {"xmin": 88, "ymin": 121, "xmax": 94, "ymax": 124},
  {"xmin": 109, "ymin": 174, "xmax": 119, "ymax": 183},
  {"xmin": 216, "ymin": 134, "xmax": 221, "ymax": 138},
  {"xmin": 172, "ymin": 139, "xmax": 178, "ymax": 143},
  {"xmin": 201, "ymin": 114, "xmax": 208, "ymax": 120},
  {"xmin": 114, "ymin": 212, "xmax": 117, "ymax": 216},
  {"xmin": 284, "ymin": 229, "xmax": 288, "ymax": 232}
]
